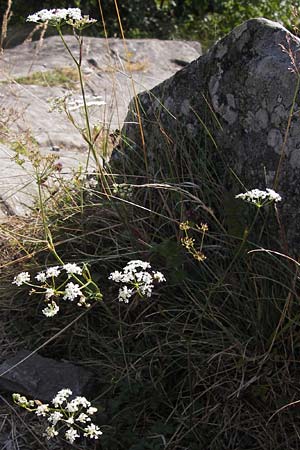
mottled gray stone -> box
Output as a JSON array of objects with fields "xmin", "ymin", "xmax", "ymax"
[
  {"xmin": 0, "ymin": 350, "xmax": 95, "ymax": 402},
  {"xmin": 267, "ymin": 128, "xmax": 283, "ymax": 152},
  {"xmin": 115, "ymin": 18, "xmax": 300, "ymax": 253}
]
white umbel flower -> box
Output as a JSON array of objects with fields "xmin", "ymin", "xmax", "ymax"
[
  {"xmin": 13, "ymin": 388, "xmax": 102, "ymax": 442},
  {"xmin": 86, "ymin": 406, "xmax": 97, "ymax": 415},
  {"xmin": 45, "ymin": 288, "xmax": 55, "ymax": 299},
  {"xmin": 109, "ymin": 260, "xmax": 166, "ymax": 302},
  {"xmin": 65, "ymin": 416, "xmax": 75, "ymax": 425},
  {"xmin": 83, "ymin": 423, "xmax": 103, "ymax": 439},
  {"xmin": 235, "ymin": 188, "xmax": 282, "ymax": 206},
  {"xmin": 48, "ymin": 411, "xmax": 63, "ymax": 425},
  {"xmin": 77, "ymin": 412, "xmax": 91, "ymax": 423},
  {"xmin": 13, "ymin": 272, "xmax": 30, "ymax": 286},
  {"xmin": 46, "ymin": 266, "xmax": 61, "ymax": 278},
  {"xmin": 63, "ymin": 263, "xmax": 83, "ymax": 275},
  {"xmin": 65, "ymin": 401, "xmax": 79, "ymax": 413},
  {"xmin": 42, "ymin": 301, "xmax": 59, "ymax": 317},
  {"xmin": 27, "ymin": 8, "xmax": 97, "ymax": 29},
  {"xmin": 72, "ymin": 396, "xmax": 91, "ymax": 408},
  {"xmin": 52, "ymin": 388, "xmax": 72, "ymax": 407},
  {"xmin": 153, "ymin": 271, "xmax": 166, "ymax": 282},
  {"xmin": 63, "ymin": 282, "xmax": 82, "ymax": 301},
  {"xmin": 35, "ymin": 271, "xmax": 47, "ymax": 283},
  {"xmin": 27, "ymin": 8, "xmax": 82, "ymax": 24},
  {"xmin": 35, "ymin": 404, "xmax": 49, "ymax": 416},
  {"xmin": 44, "ymin": 426, "xmax": 58, "ymax": 439},
  {"xmin": 65, "ymin": 428, "xmax": 80, "ymax": 444},
  {"xmin": 108, "ymin": 270, "xmax": 123, "ymax": 282},
  {"xmin": 66, "ymin": 396, "xmax": 91, "ymax": 412},
  {"xmin": 118, "ymin": 286, "xmax": 134, "ymax": 303},
  {"xmin": 125, "ymin": 260, "xmax": 151, "ymax": 271}
]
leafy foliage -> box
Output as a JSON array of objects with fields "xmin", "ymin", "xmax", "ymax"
[{"xmin": 3, "ymin": 0, "xmax": 300, "ymax": 45}]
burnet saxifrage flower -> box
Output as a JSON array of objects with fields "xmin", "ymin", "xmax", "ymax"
[
  {"xmin": 13, "ymin": 389, "xmax": 102, "ymax": 443},
  {"xmin": 109, "ymin": 260, "xmax": 166, "ymax": 303},
  {"xmin": 235, "ymin": 188, "xmax": 282, "ymax": 208},
  {"xmin": 26, "ymin": 8, "xmax": 97, "ymax": 29}
]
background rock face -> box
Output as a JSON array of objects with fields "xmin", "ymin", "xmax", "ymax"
[
  {"xmin": 0, "ymin": 36, "xmax": 201, "ymax": 151},
  {"xmin": 0, "ymin": 36, "xmax": 201, "ymax": 217},
  {"xmin": 117, "ymin": 18, "xmax": 300, "ymax": 254},
  {"xmin": 0, "ymin": 143, "xmax": 36, "ymax": 217}
]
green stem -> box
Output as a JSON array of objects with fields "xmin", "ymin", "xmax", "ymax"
[
  {"xmin": 57, "ymin": 25, "xmax": 79, "ymax": 66},
  {"xmin": 57, "ymin": 25, "xmax": 110, "ymax": 195},
  {"xmin": 36, "ymin": 173, "xmax": 49, "ymax": 243}
]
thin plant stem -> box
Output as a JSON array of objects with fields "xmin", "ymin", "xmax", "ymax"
[
  {"xmin": 56, "ymin": 26, "xmax": 110, "ymax": 196},
  {"xmin": 35, "ymin": 165, "xmax": 64, "ymax": 265}
]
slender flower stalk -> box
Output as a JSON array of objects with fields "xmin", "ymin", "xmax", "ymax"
[
  {"xmin": 15, "ymin": 8, "xmax": 107, "ymax": 316},
  {"xmin": 27, "ymin": 8, "xmax": 111, "ymax": 196}
]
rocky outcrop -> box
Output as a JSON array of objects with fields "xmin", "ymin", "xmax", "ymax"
[
  {"xmin": 0, "ymin": 350, "xmax": 96, "ymax": 402},
  {"xmin": 0, "ymin": 36, "xmax": 201, "ymax": 152},
  {"xmin": 0, "ymin": 143, "xmax": 36, "ymax": 217},
  {"xmin": 0, "ymin": 35, "xmax": 201, "ymax": 218},
  {"xmin": 0, "ymin": 142, "xmax": 95, "ymax": 217},
  {"xmin": 115, "ymin": 18, "xmax": 300, "ymax": 253}
]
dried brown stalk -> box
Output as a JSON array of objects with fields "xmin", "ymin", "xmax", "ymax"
[{"xmin": 0, "ymin": 0, "xmax": 13, "ymax": 53}]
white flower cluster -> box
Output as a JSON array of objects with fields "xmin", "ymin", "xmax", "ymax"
[
  {"xmin": 13, "ymin": 389, "xmax": 102, "ymax": 444},
  {"xmin": 26, "ymin": 8, "xmax": 96, "ymax": 28},
  {"xmin": 27, "ymin": 8, "xmax": 82, "ymax": 23},
  {"xmin": 12, "ymin": 271, "xmax": 30, "ymax": 286},
  {"xmin": 235, "ymin": 188, "xmax": 282, "ymax": 207},
  {"xmin": 12, "ymin": 263, "xmax": 94, "ymax": 317},
  {"xmin": 109, "ymin": 260, "xmax": 166, "ymax": 303}
]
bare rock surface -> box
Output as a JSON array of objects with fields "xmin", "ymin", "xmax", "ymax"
[
  {"xmin": 0, "ymin": 143, "xmax": 37, "ymax": 217},
  {"xmin": 0, "ymin": 35, "xmax": 201, "ymax": 217},
  {"xmin": 0, "ymin": 142, "xmax": 96, "ymax": 217},
  {"xmin": 0, "ymin": 35, "xmax": 201, "ymax": 149},
  {"xmin": 116, "ymin": 18, "xmax": 300, "ymax": 254},
  {"xmin": 0, "ymin": 350, "xmax": 95, "ymax": 402}
]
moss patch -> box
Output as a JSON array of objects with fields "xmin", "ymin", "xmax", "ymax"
[{"xmin": 8, "ymin": 67, "xmax": 79, "ymax": 88}]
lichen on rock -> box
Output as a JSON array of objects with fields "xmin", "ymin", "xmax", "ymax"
[{"xmin": 114, "ymin": 18, "xmax": 300, "ymax": 254}]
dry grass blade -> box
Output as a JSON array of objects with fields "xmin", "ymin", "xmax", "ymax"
[{"xmin": 0, "ymin": 0, "xmax": 12, "ymax": 52}]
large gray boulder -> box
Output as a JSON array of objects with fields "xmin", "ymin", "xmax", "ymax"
[{"xmin": 115, "ymin": 18, "xmax": 300, "ymax": 253}]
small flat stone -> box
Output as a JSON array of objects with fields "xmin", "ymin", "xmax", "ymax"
[{"xmin": 0, "ymin": 350, "xmax": 96, "ymax": 402}]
